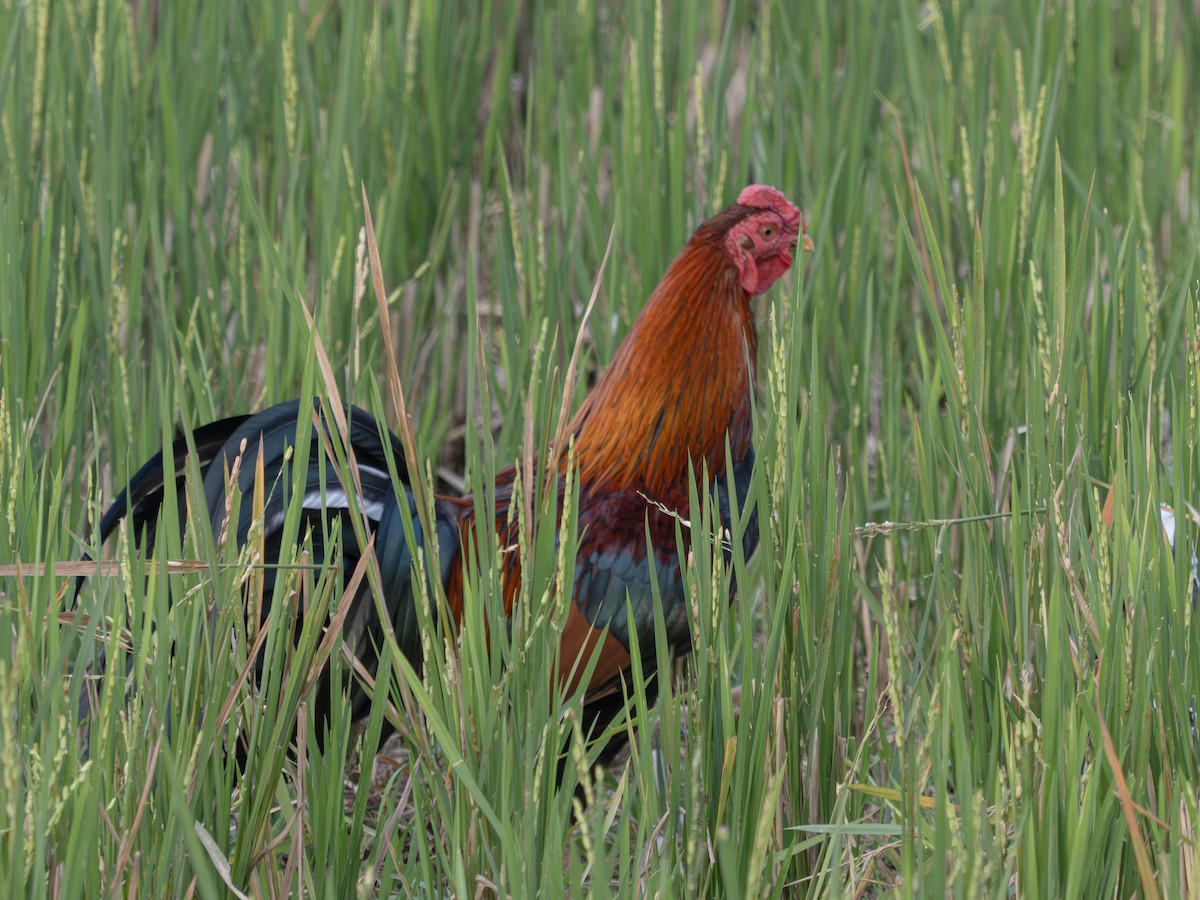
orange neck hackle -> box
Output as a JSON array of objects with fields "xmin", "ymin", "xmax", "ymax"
[{"xmin": 565, "ymin": 188, "xmax": 805, "ymax": 503}]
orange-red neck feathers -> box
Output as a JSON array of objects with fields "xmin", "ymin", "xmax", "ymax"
[
  {"xmin": 565, "ymin": 187, "xmax": 805, "ymax": 502},
  {"xmin": 566, "ymin": 207, "xmax": 769, "ymax": 503},
  {"xmin": 447, "ymin": 188, "xmax": 803, "ymax": 624}
]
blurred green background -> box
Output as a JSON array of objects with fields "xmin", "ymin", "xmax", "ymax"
[{"xmin": 2, "ymin": 0, "xmax": 1199, "ymax": 895}]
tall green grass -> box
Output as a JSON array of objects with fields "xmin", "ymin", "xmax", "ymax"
[{"xmin": 2, "ymin": 0, "xmax": 1199, "ymax": 895}]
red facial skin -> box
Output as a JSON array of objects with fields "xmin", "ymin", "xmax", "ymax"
[{"xmin": 725, "ymin": 184, "xmax": 808, "ymax": 295}]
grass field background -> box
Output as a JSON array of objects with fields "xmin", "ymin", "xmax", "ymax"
[{"xmin": 3, "ymin": 0, "xmax": 1200, "ymax": 895}]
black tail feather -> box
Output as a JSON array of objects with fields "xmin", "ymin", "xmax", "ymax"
[
  {"xmin": 74, "ymin": 414, "xmax": 253, "ymax": 603},
  {"xmin": 74, "ymin": 401, "xmax": 461, "ymax": 743}
]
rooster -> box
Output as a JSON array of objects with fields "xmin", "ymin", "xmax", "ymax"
[{"xmin": 78, "ymin": 185, "xmax": 810, "ymax": 759}]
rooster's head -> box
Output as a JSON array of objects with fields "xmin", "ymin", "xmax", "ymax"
[{"xmin": 724, "ymin": 184, "xmax": 814, "ymax": 296}]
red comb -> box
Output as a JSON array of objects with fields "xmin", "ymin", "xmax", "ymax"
[{"xmin": 735, "ymin": 184, "xmax": 801, "ymax": 228}]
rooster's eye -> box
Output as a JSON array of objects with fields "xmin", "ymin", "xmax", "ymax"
[{"xmin": 761, "ymin": 225, "xmax": 775, "ymax": 239}]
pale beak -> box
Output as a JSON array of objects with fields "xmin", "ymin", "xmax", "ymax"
[{"xmin": 801, "ymin": 234, "xmax": 815, "ymax": 253}]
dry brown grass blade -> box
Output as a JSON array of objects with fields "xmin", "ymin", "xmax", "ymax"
[
  {"xmin": 281, "ymin": 703, "xmax": 306, "ymax": 892},
  {"xmin": 295, "ymin": 296, "xmax": 347, "ymax": 432},
  {"xmin": 365, "ymin": 758, "xmax": 417, "ymax": 885},
  {"xmin": 211, "ymin": 613, "xmax": 274, "ymax": 740},
  {"xmin": 543, "ymin": 219, "xmax": 617, "ymax": 500},
  {"xmin": 0, "ymin": 559, "xmax": 209, "ymax": 579},
  {"xmin": 291, "ymin": 238, "xmax": 403, "ymax": 682},
  {"xmin": 248, "ymin": 799, "xmax": 304, "ymax": 869},
  {"xmin": 361, "ymin": 184, "xmax": 425, "ymax": 511},
  {"xmin": 1097, "ymin": 694, "xmax": 1162, "ymax": 900},
  {"xmin": 293, "ymin": 288, "xmax": 368, "ymax": 515},
  {"xmin": 107, "ymin": 733, "xmax": 162, "ymax": 896},
  {"xmin": 1181, "ymin": 796, "xmax": 1199, "ymax": 895},
  {"xmin": 341, "ymin": 642, "xmax": 404, "ymax": 731},
  {"xmin": 306, "ymin": 533, "xmax": 375, "ymax": 685},
  {"xmin": 1100, "ymin": 473, "xmax": 1118, "ymax": 530},
  {"xmin": 247, "ymin": 429, "xmax": 268, "ymax": 653}
]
